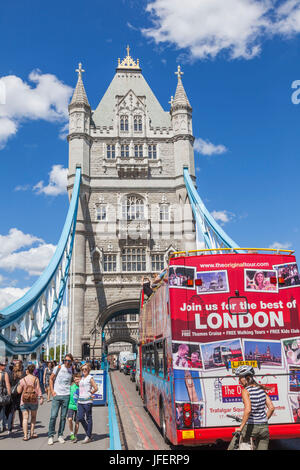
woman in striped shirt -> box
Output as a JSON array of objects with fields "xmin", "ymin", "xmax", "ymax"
[{"xmin": 229, "ymin": 365, "xmax": 275, "ymax": 450}]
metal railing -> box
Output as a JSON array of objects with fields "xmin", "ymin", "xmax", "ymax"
[{"xmin": 106, "ymin": 363, "xmax": 122, "ymax": 450}]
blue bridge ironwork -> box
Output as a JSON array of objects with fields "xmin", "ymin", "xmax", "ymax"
[{"xmin": 0, "ymin": 167, "xmax": 81, "ymax": 356}]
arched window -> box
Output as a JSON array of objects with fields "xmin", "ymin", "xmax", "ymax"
[
  {"xmin": 148, "ymin": 144, "xmax": 157, "ymax": 159},
  {"xmin": 107, "ymin": 144, "xmax": 115, "ymax": 159},
  {"xmin": 134, "ymin": 144, "xmax": 143, "ymax": 158},
  {"xmin": 134, "ymin": 115, "xmax": 142, "ymax": 132},
  {"xmin": 120, "ymin": 115, "xmax": 129, "ymax": 132},
  {"xmin": 121, "ymin": 144, "xmax": 129, "ymax": 158},
  {"xmin": 122, "ymin": 195, "xmax": 145, "ymax": 220}
]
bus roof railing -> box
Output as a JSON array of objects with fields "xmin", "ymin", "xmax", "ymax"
[{"xmin": 169, "ymin": 247, "xmax": 295, "ymax": 259}]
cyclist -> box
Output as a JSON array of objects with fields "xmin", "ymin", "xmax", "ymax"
[{"xmin": 228, "ymin": 365, "xmax": 275, "ymax": 450}]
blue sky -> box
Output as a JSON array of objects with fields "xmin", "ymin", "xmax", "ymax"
[{"xmin": 1, "ymin": 0, "xmax": 300, "ymax": 307}]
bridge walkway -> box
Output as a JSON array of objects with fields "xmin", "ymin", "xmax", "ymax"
[{"xmin": 0, "ymin": 399, "xmax": 109, "ymax": 450}]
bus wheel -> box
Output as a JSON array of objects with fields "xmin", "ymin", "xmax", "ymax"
[{"xmin": 159, "ymin": 403, "xmax": 168, "ymax": 443}]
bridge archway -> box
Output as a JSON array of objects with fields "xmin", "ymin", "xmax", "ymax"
[{"xmin": 97, "ymin": 299, "xmax": 140, "ymax": 330}]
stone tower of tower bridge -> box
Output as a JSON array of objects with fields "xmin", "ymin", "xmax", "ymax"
[{"xmin": 67, "ymin": 48, "xmax": 196, "ymax": 358}]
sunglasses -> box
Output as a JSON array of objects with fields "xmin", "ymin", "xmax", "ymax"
[
  {"xmin": 64, "ymin": 359, "xmax": 72, "ymax": 363},
  {"xmin": 82, "ymin": 368, "xmax": 88, "ymax": 371}
]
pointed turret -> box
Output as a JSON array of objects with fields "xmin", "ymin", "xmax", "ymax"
[
  {"xmin": 170, "ymin": 65, "xmax": 195, "ymax": 178},
  {"xmin": 69, "ymin": 63, "xmax": 90, "ymax": 108},
  {"xmin": 172, "ymin": 66, "xmax": 192, "ymax": 111},
  {"xmin": 68, "ymin": 62, "xmax": 91, "ymax": 178}
]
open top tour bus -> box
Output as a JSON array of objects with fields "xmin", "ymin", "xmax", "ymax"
[{"xmin": 139, "ymin": 248, "xmax": 300, "ymax": 446}]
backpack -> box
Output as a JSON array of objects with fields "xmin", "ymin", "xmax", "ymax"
[{"xmin": 22, "ymin": 377, "xmax": 38, "ymax": 404}]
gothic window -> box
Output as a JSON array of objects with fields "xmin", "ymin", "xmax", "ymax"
[
  {"xmin": 134, "ymin": 144, "xmax": 143, "ymax": 158},
  {"xmin": 122, "ymin": 247, "xmax": 146, "ymax": 272},
  {"xmin": 151, "ymin": 253, "xmax": 165, "ymax": 272},
  {"xmin": 103, "ymin": 254, "xmax": 117, "ymax": 272},
  {"xmin": 134, "ymin": 115, "xmax": 142, "ymax": 132},
  {"xmin": 121, "ymin": 144, "xmax": 129, "ymax": 158},
  {"xmin": 120, "ymin": 115, "xmax": 129, "ymax": 132},
  {"xmin": 148, "ymin": 144, "xmax": 157, "ymax": 159},
  {"xmin": 96, "ymin": 204, "xmax": 107, "ymax": 221},
  {"xmin": 122, "ymin": 195, "xmax": 145, "ymax": 220},
  {"xmin": 159, "ymin": 204, "xmax": 169, "ymax": 221},
  {"xmin": 107, "ymin": 144, "xmax": 115, "ymax": 159},
  {"xmin": 112, "ymin": 314, "xmax": 126, "ymax": 322}
]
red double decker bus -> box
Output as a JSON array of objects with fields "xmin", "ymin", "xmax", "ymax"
[{"xmin": 138, "ymin": 248, "xmax": 300, "ymax": 446}]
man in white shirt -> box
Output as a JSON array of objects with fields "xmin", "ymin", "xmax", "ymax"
[{"xmin": 48, "ymin": 354, "xmax": 74, "ymax": 445}]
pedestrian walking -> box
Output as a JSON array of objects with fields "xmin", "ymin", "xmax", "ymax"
[
  {"xmin": 37, "ymin": 361, "xmax": 45, "ymax": 394},
  {"xmin": 17, "ymin": 364, "xmax": 44, "ymax": 440},
  {"xmin": 48, "ymin": 353, "xmax": 74, "ymax": 445},
  {"xmin": 6, "ymin": 360, "xmax": 25, "ymax": 434},
  {"xmin": 44, "ymin": 361, "xmax": 54, "ymax": 402},
  {"xmin": 227, "ymin": 365, "xmax": 275, "ymax": 450},
  {"xmin": 0, "ymin": 359, "xmax": 11, "ymax": 433},
  {"xmin": 67, "ymin": 372, "xmax": 81, "ymax": 443},
  {"xmin": 77, "ymin": 363, "xmax": 98, "ymax": 444}
]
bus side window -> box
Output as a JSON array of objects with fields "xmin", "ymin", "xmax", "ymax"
[
  {"xmin": 154, "ymin": 342, "xmax": 159, "ymax": 377},
  {"xmin": 156, "ymin": 341, "xmax": 164, "ymax": 378},
  {"xmin": 163, "ymin": 339, "xmax": 168, "ymax": 378},
  {"xmin": 142, "ymin": 346, "xmax": 147, "ymax": 371},
  {"xmin": 146, "ymin": 349, "xmax": 151, "ymax": 373},
  {"xmin": 150, "ymin": 344, "xmax": 155, "ymax": 374}
]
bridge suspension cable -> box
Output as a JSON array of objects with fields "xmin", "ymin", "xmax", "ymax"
[
  {"xmin": 0, "ymin": 167, "xmax": 81, "ymax": 356},
  {"xmin": 183, "ymin": 167, "xmax": 239, "ymax": 251}
]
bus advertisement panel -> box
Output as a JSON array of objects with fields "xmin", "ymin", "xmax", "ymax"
[
  {"xmin": 170, "ymin": 252, "xmax": 300, "ymax": 444},
  {"xmin": 139, "ymin": 250, "xmax": 300, "ymax": 446}
]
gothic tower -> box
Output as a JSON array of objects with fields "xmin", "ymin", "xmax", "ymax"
[{"xmin": 67, "ymin": 48, "xmax": 196, "ymax": 358}]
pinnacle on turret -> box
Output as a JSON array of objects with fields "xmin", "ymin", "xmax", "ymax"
[
  {"xmin": 69, "ymin": 62, "xmax": 90, "ymax": 108},
  {"xmin": 172, "ymin": 65, "xmax": 192, "ymax": 111},
  {"xmin": 116, "ymin": 45, "xmax": 141, "ymax": 72}
]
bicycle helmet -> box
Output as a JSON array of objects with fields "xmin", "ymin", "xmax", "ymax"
[{"xmin": 234, "ymin": 365, "xmax": 255, "ymax": 377}]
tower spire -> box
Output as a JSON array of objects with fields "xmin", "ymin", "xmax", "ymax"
[
  {"xmin": 70, "ymin": 62, "xmax": 90, "ymax": 107},
  {"xmin": 172, "ymin": 65, "xmax": 192, "ymax": 111}
]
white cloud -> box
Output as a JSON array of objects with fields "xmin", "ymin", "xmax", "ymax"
[
  {"xmin": 269, "ymin": 241, "xmax": 293, "ymax": 250},
  {"xmin": 0, "ymin": 287, "xmax": 30, "ymax": 310},
  {"xmin": 33, "ymin": 165, "xmax": 68, "ymax": 196},
  {"xmin": 142, "ymin": 0, "xmax": 300, "ymax": 60},
  {"xmin": 194, "ymin": 137, "xmax": 227, "ymax": 156},
  {"xmin": 0, "ymin": 228, "xmax": 43, "ymax": 258},
  {"xmin": 0, "ymin": 71, "xmax": 72, "ymax": 148},
  {"xmin": 211, "ymin": 210, "xmax": 235, "ymax": 225},
  {"xmin": 273, "ymin": 0, "xmax": 300, "ymax": 36},
  {"xmin": 0, "ymin": 228, "xmax": 56, "ymax": 276},
  {"xmin": 0, "ymin": 244, "xmax": 56, "ymax": 276}
]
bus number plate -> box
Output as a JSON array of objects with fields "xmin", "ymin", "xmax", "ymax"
[
  {"xmin": 182, "ymin": 430, "xmax": 195, "ymax": 439},
  {"xmin": 230, "ymin": 360, "xmax": 258, "ymax": 369}
]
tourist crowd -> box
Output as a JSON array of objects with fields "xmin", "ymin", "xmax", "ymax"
[{"xmin": 0, "ymin": 354, "xmax": 101, "ymax": 444}]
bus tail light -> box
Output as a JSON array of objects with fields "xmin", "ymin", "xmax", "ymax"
[
  {"xmin": 195, "ymin": 279, "xmax": 202, "ymax": 286},
  {"xmin": 270, "ymin": 276, "xmax": 277, "ymax": 285},
  {"xmin": 187, "ymin": 279, "xmax": 194, "ymax": 287},
  {"xmin": 279, "ymin": 277, "xmax": 285, "ymax": 285},
  {"xmin": 183, "ymin": 403, "xmax": 192, "ymax": 427}
]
